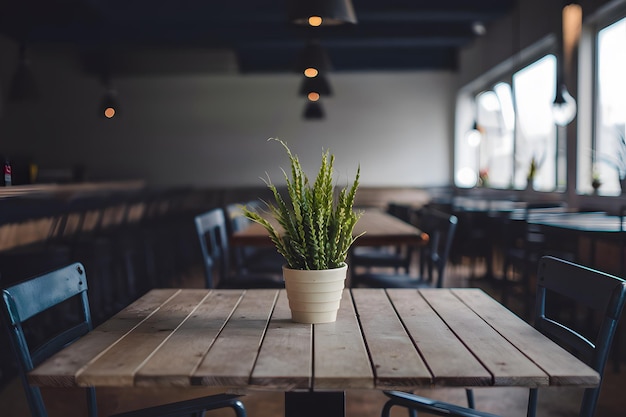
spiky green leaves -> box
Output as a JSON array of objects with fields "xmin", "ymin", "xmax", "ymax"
[{"xmin": 242, "ymin": 138, "xmax": 362, "ymax": 270}]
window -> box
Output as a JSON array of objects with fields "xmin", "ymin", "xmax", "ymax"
[
  {"xmin": 512, "ymin": 55, "xmax": 558, "ymax": 191},
  {"xmin": 455, "ymin": 53, "xmax": 560, "ymax": 191},
  {"xmin": 593, "ymin": 17, "xmax": 626, "ymax": 195}
]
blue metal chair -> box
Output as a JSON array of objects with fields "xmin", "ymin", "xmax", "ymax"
[
  {"xmin": 352, "ymin": 207, "xmax": 457, "ymax": 289},
  {"xmin": 1, "ymin": 262, "xmax": 247, "ymax": 417},
  {"xmin": 195, "ymin": 208, "xmax": 284, "ymax": 289},
  {"xmin": 380, "ymin": 255, "xmax": 626, "ymax": 417}
]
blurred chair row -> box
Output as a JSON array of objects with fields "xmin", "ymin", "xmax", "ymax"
[{"xmin": 0, "ymin": 187, "xmax": 216, "ymax": 388}]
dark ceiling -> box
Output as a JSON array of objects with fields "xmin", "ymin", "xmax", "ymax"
[{"xmin": 0, "ymin": 0, "xmax": 517, "ymax": 75}]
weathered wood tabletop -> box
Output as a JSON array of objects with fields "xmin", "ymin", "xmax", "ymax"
[
  {"xmin": 230, "ymin": 209, "xmax": 429, "ymax": 247},
  {"xmin": 29, "ymin": 288, "xmax": 599, "ymax": 392}
]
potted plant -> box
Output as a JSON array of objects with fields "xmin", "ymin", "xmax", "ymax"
[{"xmin": 242, "ymin": 138, "xmax": 362, "ymax": 323}]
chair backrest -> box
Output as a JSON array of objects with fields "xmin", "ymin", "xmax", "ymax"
[
  {"xmin": 194, "ymin": 208, "xmax": 231, "ymax": 288},
  {"xmin": 387, "ymin": 203, "xmax": 414, "ymax": 224},
  {"xmin": 535, "ymin": 256, "xmax": 626, "ymax": 417},
  {"xmin": 415, "ymin": 207, "xmax": 458, "ymax": 288},
  {"xmin": 1, "ymin": 262, "xmax": 97, "ymax": 417},
  {"xmin": 224, "ymin": 202, "xmax": 261, "ymax": 272}
]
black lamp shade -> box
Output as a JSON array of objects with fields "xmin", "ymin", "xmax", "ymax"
[
  {"xmin": 294, "ymin": 40, "xmax": 333, "ymax": 74},
  {"xmin": 299, "ymin": 74, "xmax": 333, "ymax": 96},
  {"xmin": 288, "ymin": 0, "xmax": 357, "ymax": 25},
  {"xmin": 303, "ymin": 100, "xmax": 325, "ymax": 120}
]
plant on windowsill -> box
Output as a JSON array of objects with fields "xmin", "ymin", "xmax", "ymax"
[
  {"xmin": 526, "ymin": 157, "xmax": 538, "ymax": 190},
  {"xmin": 242, "ymin": 138, "xmax": 363, "ymax": 323},
  {"xmin": 477, "ymin": 168, "xmax": 489, "ymax": 188},
  {"xmin": 592, "ymin": 167, "xmax": 602, "ymax": 195}
]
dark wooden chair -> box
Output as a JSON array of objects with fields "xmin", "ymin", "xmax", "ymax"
[
  {"xmin": 351, "ymin": 207, "xmax": 457, "ymax": 289},
  {"xmin": 0, "ymin": 262, "xmax": 247, "ymax": 417},
  {"xmin": 380, "ymin": 255, "xmax": 626, "ymax": 417},
  {"xmin": 195, "ymin": 208, "xmax": 284, "ymax": 289}
]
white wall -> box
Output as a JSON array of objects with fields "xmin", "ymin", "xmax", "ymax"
[{"xmin": 0, "ymin": 38, "xmax": 456, "ymax": 188}]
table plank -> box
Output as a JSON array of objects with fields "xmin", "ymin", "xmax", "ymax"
[
  {"xmin": 387, "ymin": 289, "xmax": 492, "ymax": 386},
  {"xmin": 453, "ymin": 289, "xmax": 600, "ymax": 387},
  {"xmin": 77, "ymin": 289, "xmax": 208, "ymax": 386},
  {"xmin": 29, "ymin": 288, "xmax": 179, "ymax": 387},
  {"xmin": 251, "ymin": 290, "xmax": 312, "ymax": 390},
  {"xmin": 352, "ymin": 289, "xmax": 431, "ymax": 388},
  {"xmin": 315, "ymin": 289, "xmax": 374, "ymax": 389},
  {"xmin": 193, "ymin": 289, "xmax": 278, "ymax": 386},
  {"xmin": 420, "ymin": 289, "xmax": 549, "ymax": 387},
  {"xmin": 136, "ymin": 290, "xmax": 244, "ymax": 387}
]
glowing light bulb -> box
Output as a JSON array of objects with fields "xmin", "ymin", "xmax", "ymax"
[
  {"xmin": 308, "ymin": 16, "xmax": 322, "ymax": 26},
  {"xmin": 304, "ymin": 68, "xmax": 318, "ymax": 78},
  {"xmin": 552, "ymin": 84, "xmax": 577, "ymax": 126},
  {"xmin": 104, "ymin": 107, "xmax": 115, "ymax": 118},
  {"xmin": 307, "ymin": 92, "xmax": 320, "ymax": 102}
]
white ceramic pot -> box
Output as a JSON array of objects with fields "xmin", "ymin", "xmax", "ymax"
[{"xmin": 282, "ymin": 263, "xmax": 348, "ymax": 324}]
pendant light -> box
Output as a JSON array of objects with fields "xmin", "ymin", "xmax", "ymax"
[
  {"xmin": 100, "ymin": 88, "xmax": 119, "ymax": 119},
  {"xmin": 299, "ymin": 73, "xmax": 333, "ymax": 97},
  {"xmin": 552, "ymin": 2, "xmax": 582, "ymax": 126},
  {"xmin": 294, "ymin": 40, "xmax": 333, "ymax": 76},
  {"xmin": 303, "ymin": 99, "xmax": 325, "ymax": 120},
  {"xmin": 100, "ymin": 75, "xmax": 120, "ymax": 119},
  {"xmin": 552, "ymin": 83, "xmax": 577, "ymax": 126},
  {"xmin": 288, "ymin": 0, "xmax": 357, "ymax": 26}
]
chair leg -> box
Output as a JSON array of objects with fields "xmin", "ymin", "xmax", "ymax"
[
  {"xmin": 231, "ymin": 399, "xmax": 247, "ymax": 417},
  {"xmin": 381, "ymin": 400, "xmax": 394, "ymax": 417},
  {"xmin": 526, "ymin": 388, "xmax": 538, "ymax": 417},
  {"xmin": 86, "ymin": 387, "xmax": 98, "ymax": 417},
  {"xmin": 465, "ymin": 389, "xmax": 475, "ymax": 409}
]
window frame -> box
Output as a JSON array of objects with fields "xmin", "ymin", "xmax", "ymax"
[
  {"xmin": 454, "ymin": 36, "xmax": 560, "ymax": 191},
  {"xmin": 583, "ymin": 6, "xmax": 626, "ymax": 196}
]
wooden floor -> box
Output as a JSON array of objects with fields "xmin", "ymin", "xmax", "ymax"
[{"xmin": 2, "ymin": 260, "xmax": 626, "ymax": 417}]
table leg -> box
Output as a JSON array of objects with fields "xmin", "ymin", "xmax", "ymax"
[{"xmin": 285, "ymin": 391, "xmax": 345, "ymax": 417}]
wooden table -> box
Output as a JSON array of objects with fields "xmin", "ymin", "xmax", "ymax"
[
  {"xmin": 230, "ymin": 208, "xmax": 429, "ymax": 247},
  {"xmin": 527, "ymin": 211, "xmax": 624, "ymax": 270},
  {"xmin": 527, "ymin": 211, "xmax": 623, "ymax": 234},
  {"xmin": 29, "ymin": 288, "xmax": 599, "ymax": 417}
]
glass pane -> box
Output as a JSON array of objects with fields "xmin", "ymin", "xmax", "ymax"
[
  {"xmin": 512, "ymin": 55, "xmax": 557, "ymax": 191},
  {"xmin": 595, "ymin": 17, "xmax": 626, "ymax": 195},
  {"xmin": 475, "ymin": 84, "xmax": 514, "ymax": 188}
]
